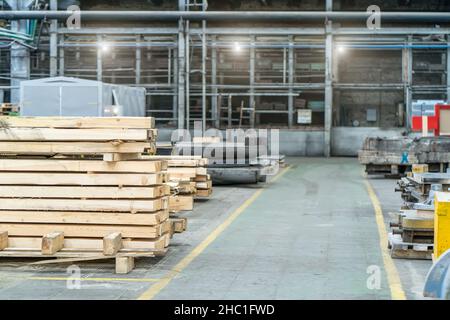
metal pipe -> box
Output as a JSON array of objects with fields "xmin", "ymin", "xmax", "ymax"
[{"xmin": 4, "ymin": 11, "xmax": 450, "ymax": 23}]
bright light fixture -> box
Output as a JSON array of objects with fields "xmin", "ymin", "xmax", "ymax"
[
  {"xmin": 233, "ymin": 42, "xmax": 242, "ymax": 52},
  {"xmin": 337, "ymin": 45, "xmax": 346, "ymax": 54},
  {"xmin": 99, "ymin": 42, "xmax": 110, "ymax": 53}
]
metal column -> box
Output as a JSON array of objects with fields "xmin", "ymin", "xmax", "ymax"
[
  {"xmin": 96, "ymin": 34, "xmax": 103, "ymax": 82},
  {"xmin": 135, "ymin": 35, "xmax": 141, "ymax": 85},
  {"xmin": 447, "ymin": 35, "xmax": 450, "ymax": 103},
  {"xmin": 324, "ymin": 23, "xmax": 333, "ymax": 157},
  {"xmin": 201, "ymin": 1, "xmax": 207, "ymax": 132},
  {"xmin": 49, "ymin": 0, "xmax": 58, "ymax": 77},
  {"xmin": 288, "ymin": 35, "xmax": 294, "ymax": 128},
  {"xmin": 324, "ymin": 0, "xmax": 333, "ymax": 157},
  {"xmin": 249, "ymin": 36, "xmax": 256, "ymax": 128},
  {"xmin": 211, "ymin": 36, "xmax": 219, "ymax": 128},
  {"xmin": 173, "ymin": 44, "xmax": 179, "ymax": 124},
  {"xmin": 10, "ymin": 0, "xmax": 30, "ymax": 104},
  {"xmin": 403, "ymin": 36, "xmax": 413, "ymax": 130},
  {"xmin": 177, "ymin": 0, "xmax": 186, "ymax": 129},
  {"xmin": 185, "ymin": 20, "xmax": 190, "ymax": 130}
]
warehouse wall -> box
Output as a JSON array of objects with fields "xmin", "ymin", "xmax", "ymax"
[{"xmin": 158, "ymin": 128, "xmax": 406, "ymax": 157}]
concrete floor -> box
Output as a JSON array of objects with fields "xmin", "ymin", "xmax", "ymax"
[{"xmin": 0, "ymin": 157, "xmax": 432, "ymax": 300}]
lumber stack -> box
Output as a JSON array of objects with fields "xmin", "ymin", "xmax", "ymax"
[
  {"xmin": 0, "ymin": 116, "xmax": 157, "ymax": 160},
  {"xmin": 142, "ymin": 156, "xmax": 212, "ymax": 213},
  {"xmin": 0, "ymin": 117, "xmax": 172, "ymax": 274}
]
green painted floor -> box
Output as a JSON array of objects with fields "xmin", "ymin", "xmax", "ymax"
[{"xmin": 153, "ymin": 158, "xmax": 391, "ymax": 300}]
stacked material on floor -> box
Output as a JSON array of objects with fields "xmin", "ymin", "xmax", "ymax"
[
  {"xmin": 0, "ymin": 116, "xmax": 174, "ymax": 274},
  {"xmin": 173, "ymin": 139, "xmax": 280, "ymax": 185},
  {"xmin": 388, "ymin": 209, "xmax": 434, "ymax": 260},
  {"xmin": 0, "ymin": 103, "xmax": 19, "ymax": 116},
  {"xmin": 389, "ymin": 166, "xmax": 450, "ymax": 260},
  {"xmin": 396, "ymin": 170, "xmax": 450, "ymax": 205},
  {"xmin": 143, "ymin": 155, "xmax": 212, "ymax": 201},
  {"xmin": 359, "ymin": 136, "xmax": 450, "ymax": 176}
]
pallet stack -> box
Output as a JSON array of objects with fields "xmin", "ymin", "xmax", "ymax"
[{"xmin": 0, "ymin": 116, "xmax": 173, "ymax": 274}]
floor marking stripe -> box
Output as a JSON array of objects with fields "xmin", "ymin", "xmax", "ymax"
[
  {"xmin": 29, "ymin": 277, "xmax": 159, "ymax": 283},
  {"xmin": 364, "ymin": 179, "xmax": 407, "ymax": 300},
  {"xmin": 137, "ymin": 166, "xmax": 291, "ymax": 300}
]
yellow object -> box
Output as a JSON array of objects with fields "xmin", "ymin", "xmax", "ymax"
[
  {"xmin": 412, "ymin": 164, "xmax": 429, "ymax": 174},
  {"xmin": 434, "ymin": 192, "xmax": 450, "ymax": 258}
]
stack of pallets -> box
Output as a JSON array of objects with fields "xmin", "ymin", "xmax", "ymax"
[{"xmin": 0, "ymin": 117, "xmax": 172, "ymax": 274}]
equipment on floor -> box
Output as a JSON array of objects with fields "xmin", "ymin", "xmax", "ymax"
[
  {"xmin": 359, "ymin": 136, "xmax": 450, "ymax": 176},
  {"xmin": 172, "ymin": 137, "xmax": 284, "ymax": 185},
  {"xmin": 389, "ymin": 171, "xmax": 450, "ymax": 260},
  {"xmin": 424, "ymin": 249, "xmax": 450, "ymax": 299}
]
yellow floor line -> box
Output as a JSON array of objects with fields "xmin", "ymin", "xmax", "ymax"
[
  {"xmin": 137, "ymin": 166, "xmax": 291, "ymax": 300},
  {"xmin": 364, "ymin": 179, "xmax": 407, "ymax": 300},
  {"xmin": 29, "ymin": 277, "xmax": 159, "ymax": 283}
]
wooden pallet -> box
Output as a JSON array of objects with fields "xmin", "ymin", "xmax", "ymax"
[{"xmin": 388, "ymin": 233, "xmax": 433, "ymax": 260}]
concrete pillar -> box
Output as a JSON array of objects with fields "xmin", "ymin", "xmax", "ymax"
[{"xmin": 10, "ymin": 0, "xmax": 30, "ymax": 104}]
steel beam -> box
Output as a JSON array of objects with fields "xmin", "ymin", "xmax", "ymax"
[{"xmin": 5, "ymin": 11, "xmax": 450, "ymax": 23}]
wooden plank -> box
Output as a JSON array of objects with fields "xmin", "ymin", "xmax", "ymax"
[
  {"xmin": 0, "ymin": 186, "xmax": 169, "ymax": 199},
  {"xmin": 0, "ymin": 141, "xmax": 153, "ymax": 155},
  {"xmin": 0, "ymin": 198, "xmax": 168, "ymax": 213},
  {"xmin": 171, "ymin": 218, "xmax": 187, "ymax": 233},
  {"xmin": 42, "ymin": 232, "xmax": 64, "ymax": 255},
  {"xmin": 142, "ymin": 155, "xmax": 208, "ymax": 166},
  {"xmin": 0, "ymin": 231, "xmax": 7, "ymax": 250},
  {"xmin": 196, "ymin": 189, "xmax": 212, "ymax": 197},
  {"xmin": 0, "ymin": 210, "xmax": 169, "ymax": 226},
  {"xmin": 116, "ymin": 256, "xmax": 134, "ymax": 274},
  {"xmin": 0, "ymin": 172, "xmax": 164, "ymax": 186},
  {"xmin": 8, "ymin": 234, "xmax": 169, "ymax": 251},
  {"xmin": 169, "ymin": 196, "xmax": 194, "ymax": 212},
  {"xmin": 103, "ymin": 153, "xmax": 142, "ymax": 162},
  {"xmin": 0, "ymin": 117, "xmax": 155, "ymax": 129},
  {"xmin": 196, "ymin": 180, "xmax": 212, "ymax": 189},
  {"xmin": 103, "ymin": 232, "xmax": 122, "ymax": 256},
  {"xmin": 0, "ymin": 159, "xmax": 162, "ymax": 173},
  {"xmin": 0, "ymin": 221, "xmax": 170, "ymax": 238},
  {"xmin": 0, "ymin": 128, "xmax": 156, "ymax": 142}
]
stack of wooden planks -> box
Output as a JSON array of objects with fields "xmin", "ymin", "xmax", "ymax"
[
  {"xmin": 0, "ymin": 117, "xmax": 173, "ymax": 274},
  {"xmin": 142, "ymin": 155, "xmax": 212, "ymax": 213},
  {"xmin": 0, "ymin": 116, "xmax": 157, "ymax": 161}
]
